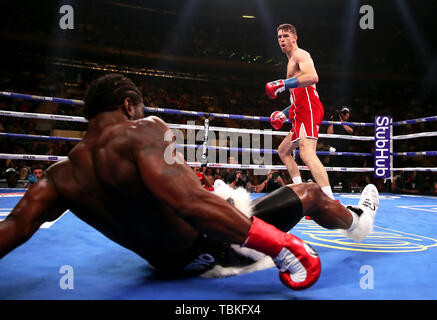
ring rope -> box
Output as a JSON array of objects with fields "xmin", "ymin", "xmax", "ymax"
[
  {"xmin": 0, "ymin": 91, "xmax": 84, "ymax": 106},
  {"xmin": 1, "ymin": 152, "xmax": 436, "ymax": 172},
  {"xmin": 0, "ymin": 153, "xmax": 67, "ymax": 162},
  {"xmin": 2, "ymin": 91, "xmax": 437, "ymax": 127},
  {"xmin": 392, "ymin": 116, "xmax": 437, "ymax": 126},
  {"xmin": 0, "ymin": 110, "xmax": 375, "ymax": 140},
  {"xmin": 181, "ymin": 144, "xmax": 373, "ymax": 156},
  {"xmin": 0, "ymin": 152, "xmax": 373, "ymax": 171},
  {"xmin": 0, "ymin": 91, "xmax": 374, "ymax": 126},
  {"xmin": 145, "ymin": 106, "xmax": 374, "ymax": 127},
  {"xmin": 0, "ymin": 110, "xmax": 88, "ymax": 123},
  {"xmin": 5, "ymin": 131, "xmax": 435, "ymax": 156},
  {"xmin": 392, "ymin": 151, "xmax": 437, "ymax": 156},
  {"xmin": 391, "ymin": 131, "xmax": 437, "ymax": 140},
  {"xmin": 168, "ymin": 123, "xmax": 375, "ymax": 140},
  {"xmin": 0, "ymin": 131, "xmax": 374, "ymax": 156},
  {"xmin": 0, "ymin": 132, "xmax": 81, "ymax": 142}
]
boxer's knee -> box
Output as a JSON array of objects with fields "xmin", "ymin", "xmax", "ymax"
[
  {"xmin": 296, "ymin": 182, "xmax": 324, "ymax": 213},
  {"xmin": 299, "ymin": 146, "xmax": 316, "ymax": 164},
  {"xmin": 277, "ymin": 141, "xmax": 292, "ymax": 160},
  {"xmin": 305, "ymin": 182, "xmax": 323, "ymax": 200}
]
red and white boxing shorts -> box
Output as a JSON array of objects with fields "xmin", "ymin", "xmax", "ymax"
[{"xmin": 287, "ymin": 86, "xmax": 325, "ymax": 143}]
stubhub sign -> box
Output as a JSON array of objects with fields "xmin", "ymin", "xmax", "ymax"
[{"xmin": 374, "ymin": 116, "xmax": 392, "ymax": 179}]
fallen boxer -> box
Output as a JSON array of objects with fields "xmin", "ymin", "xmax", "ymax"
[{"xmin": 0, "ymin": 74, "xmax": 379, "ymax": 290}]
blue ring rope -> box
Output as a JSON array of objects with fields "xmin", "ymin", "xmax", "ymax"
[{"xmin": 0, "ymin": 91, "xmax": 376, "ymax": 126}]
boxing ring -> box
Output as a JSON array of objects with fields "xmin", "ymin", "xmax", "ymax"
[{"xmin": 1, "ymin": 91, "xmax": 437, "ymax": 300}]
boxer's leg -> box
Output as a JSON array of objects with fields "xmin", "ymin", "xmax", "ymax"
[
  {"xmin": 251, "ymin": 182, "xmax": 378, "ymax": 241},
  {"xmin": 298, "ymin": 127, "xmax": 334, "ymax": 199},
  {"xmin": 277, "ymin": 133, "xmax": 301, "ymax": 184},
  {"xmin": 290, "ymin": 182, "xmax": 352, "ymax": 229},
  {"xmin": 251, "ymin": 185, "xmax": 303, "ymax": 232},
  {"xmin": 294, "ymin": 88, "xmax": 333, "ymax": 199},
  {"xmin": 251, "ymin": 182, "xmax": 352, "ymax": 232}
]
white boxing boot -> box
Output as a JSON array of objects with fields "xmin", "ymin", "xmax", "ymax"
[{"xmin": 341, "ymin": 184, "xmax": 380, "ymax": 242}]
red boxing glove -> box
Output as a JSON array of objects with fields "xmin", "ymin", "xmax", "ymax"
[
  {"xmin": 265, "ymin": 80, "xmax": 285, "ymax": 99},
  {"xmin": 269, "ymin": 111, "xmax": 285, "ymax": 130},
  {"xmin": 242, "ymin": 216, "xmax": 321, "ymax": 290}
]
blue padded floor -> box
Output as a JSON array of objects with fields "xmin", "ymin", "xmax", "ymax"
[{"xmin": 1, "ymin": 189, "xmax": 437, "ymax": 300}]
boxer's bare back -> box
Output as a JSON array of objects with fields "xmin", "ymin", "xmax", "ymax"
[{"xmin": 0, "ymin": 112, "xmax": 252, "ymax": 271}]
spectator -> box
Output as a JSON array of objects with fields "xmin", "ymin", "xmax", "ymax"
[
  {"xmin": 18, "ymin": 166, "xmax": 30, "ymax": 180},
  {"xmin": 234, "ymin": 170, "xmax": 249, "ymax": 189},
  {"xmin": 224, "ymin": 171, "xmax": 238, "ymax": 189},
  {"xmin": 432, "ymin": 182, "xmax": 437, "ymax": 196},
  {"xmin": 422, "ymin": 177, "xmax": 434, "ymax": 196},
  {"xmin": 202, "ymin": 174, "xmax": 215, "ymax": 191},
  {"xmin": 192, "ymin": 167, "xmax": 205, "ymax": 185},
  {"xmin": 26, "ymin": 165, "xmax": 45, "ymax": 187},
  {"xmin": 5, "ymin": 168, "xmax": 19, "ymax": 188},
  {"xmin": 31, "ymin": 166, "xmax": 44, "ymax": 180},
  {"xmin": 214, "ymin": 172, "xmax": 223, "ymax": 182},
  {"xmin": 220, "ymin": 156, "xmax": 238, "ymax": 184},
  {"xmin": 326, "ymin": 106, "xmax": 354, "ymax": 153},
  {"xmin": 326, "ymin": 107, "xmax": 355, "ymax": 188},
  {"xmin": 255, "ymin": 170, "xmax": 285, "ymax": 193},
  {"xmin": 223, "ymin": 170, "xmax": 245, "ymax": 190},
  {"xmin": 392, "ymin": 171, "xmax": 425, "ymax": 195}
]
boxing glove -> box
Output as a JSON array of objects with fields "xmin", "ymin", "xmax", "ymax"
[
  {"xmin": 269, "ymin": 111, "xmax": 286, "ymax": 130},
  {"xmin": 242, "ymin": 216, "xmax": 321, "ymax": 290},
  {"xmin": 265, "ymin": 78, "xmax": 299, "ymax": 99}
]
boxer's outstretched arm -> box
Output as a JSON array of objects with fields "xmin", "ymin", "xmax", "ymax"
[
  {"xmin": 0, "ymin": 175, "xmax": 66, "ymax": 258},
  {"xmin": 132, "ymin": 121, "xmax": 251, "ymax": 245}
]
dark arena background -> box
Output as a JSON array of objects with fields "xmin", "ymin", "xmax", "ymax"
[{"xmin": 0, "ymin": 0, "xmax": 437, "ymax": 305}]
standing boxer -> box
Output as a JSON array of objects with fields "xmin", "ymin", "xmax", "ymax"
[{"xmin": 267, "ymin": 24, "xmax": 335, "ymax": 200}]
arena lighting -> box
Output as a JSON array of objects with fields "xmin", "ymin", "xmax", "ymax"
[
  {"xmin": 254, "ymin": 0, "xmax": 275, "ymax": 33},
  {"xmin": 160, "ymin": 0, "xmax": 200, "ymax": 55},
  {"xmin": 394, "ymin": 0, "xmax": 434, "ymax": 107},
  {"xmin": 336, "ymin": 0, "xmax": 360, "ymax": 103},
  {"xmin": 394, "ymin": 0, "xmax": 431, "ymax": 66},
  {"xmin": 107, "ymin": 1, "xmax": 177, "ymax": 15},
  {"xmin": 253, "ymin": 0, "xmax": 276, "ymax": 60},
  {"xmin": 341, "ymin": 0, "xmax": 360, "ymax": 66},
  {"xmin": 241, "ymin": 15, "xmax": 256, "ymax": 19}
]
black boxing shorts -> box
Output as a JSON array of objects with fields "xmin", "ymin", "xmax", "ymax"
[
  {"xmin": 188, "ymin": 235, "xmax": 258, "ymax": 276},
  {"xmin": 157, "ymin": 234, "xmax": 257, "ymax": 278},
  {"xmin": 251, "ymin": 185, "xmax": 303, "ymax": 232}
]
